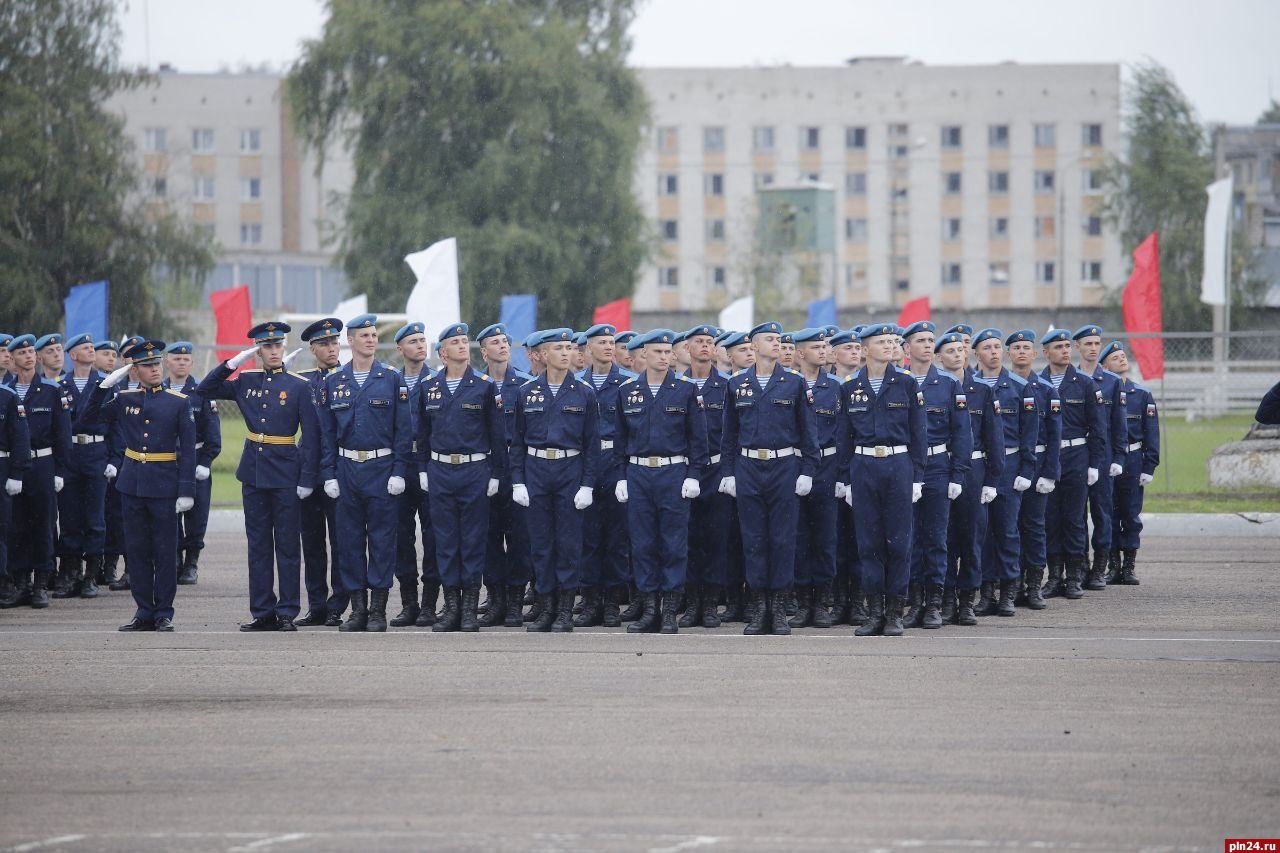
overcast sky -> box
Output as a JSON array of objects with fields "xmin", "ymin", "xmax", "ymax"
[{"xmin": 118, "ymin": 0, "xmax": 1279, "ymax": 124}]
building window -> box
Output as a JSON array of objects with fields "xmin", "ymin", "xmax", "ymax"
[
  {"xmin": 240, "ymin": 177, "xmax": 262, "ymax": 201},
  {"xmin": 895, "ymin": 279, "xmax": 910, "ymax": 292},
  {"xmin": 845, "ymin": 126, "xmax": 867, "ymax": 150},
  {"xmin": 704, "ymin": 173, "xmax": 724, "ymax": 196},
  {"xmin": 752, "ymin": 126, "xmax": 774, "ymax": 153},
  {"xmin": 845, "ymin": 217, "xmax": 868, "ymax": 242},
  {"xmin": 1082, "ymin": 260, "xmax": 1103, "ymax": 282},
  {"xmin": 658, "ymin": 174, "xmax": 678, "ymax": 196},
  {"xmin": 890, "ymin": 144, "xmax": 910, "ymax": 160},
  {"xmin": 800, "ymin": 126, "xmax": 821, "ymax": 151},
  {"xmin": 660, "ymin": 219, "xmax": 678, "ymax": 241},
  {"xmin": 240, "ymin": 128, "xmax": 261, "ymax": 153},
  {"xmin": 989, "ymin": 262, "xmax": 1010, "ymax": 286},
  {"xmin": 193, "ymin": 175, "xmax": 215, "ymax": 200},
  {"xmin": 705, "ymin": 219, "xmax": 725, "ymax": 243},
  {"xmin": 944, "ymin": 172, "xmax": 962, "ymax": 194},
  {"xmin": 942, "ymin": 263, "xmax": 962, "ymax": 287},
  {"xmin": 845, "ymin": 172, "xmax": 866, "ymax": 196},
  {"xmin": 990, "ymin": 217, "xmax": 1009, "ymax": 239},
  {"xmin": 1082, "ymin": 169, "xmax": 1104, "ymax": 194},
  {"xmin": 754, "ymin": 172, "xmax": 774, "ymax": 189},
  {"xmin": 656, "ymin": 126, "xmax": 678, "ymax": 154},
  {"xmin": 1036, "ymin": 261, "xmax": 1056, "ymax": 284},
  {"xmin": 943, "ymin": 218, "xmax": 961, "ymax": 241},
  {"xmin": 844, "ymin": 263, "xmax": 867, "ymax": 290},
  {"xmin": 1034, "ymin": 170, "xmax": 1056, "ymax": 194},
  {"xmin": 192, "ymin": 128, "xmax": 215, "ymax": 153},
  {"xmin": 988, "ymin": 124, "xmax": 1009, "ymax": 148},
  {"xmin": 1035, "ymin": 215, "xmax": 1056, "ymax": 238},
  {"xmin": 941, "ymin": 125, "xmax": 962, "ymax": 149},
  {"xmin": 240, "ymin": 223, "xmax": 262, "ymax": 246},
  {"xmin": 708, "ymin": 265, "xmax": 726, "ymax": 289},
  {"xmin": 1084, "ymin": 215, "xmax": 1103, "ymax": 237},
  {"xmin": 889, "ymin": 123, "xmax": 909, "ymax": 137},
  {"xmin": 988, "ymin": 171, "xmax": 1009, "ymax": 194},
  {"xmin": 1083, "ymin": 123, "xmax": 1103, "ymax": 147},
  {"xmin": 703, "ymin": 126, "xmax": 725, "ymax": 154},
  {"xmin": 1263, "ymin": 219, "xmax": 1280, "ymax": 247},
  {"xmin": 801, "ymin": 172, "xmax": 821, "ymax": 183},
  {"xmin": 143, "ymin": 127, "xmax": 167, "ymax": 153},
  {"xmin": 1034, "ymin": 123, "xmax": 1056, "ymax": 148},
  {"xmin": 658, "ymin": 266, "xmax": 679, "ymax": 289}
]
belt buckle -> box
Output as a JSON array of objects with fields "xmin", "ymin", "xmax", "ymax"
[
  {"xmin": 450, "ymin": 453, "xmax": 462, "ymax": 465},
  {"xmin": 756, "ymin": 449, "xmax": 769, "ymax": 460},
  {"xmin": 874, "ymin": 445, "xmax": 887, "ymax": 458},
  {"xmin": 253, "ymin": 433, "xmax": 264, "ymax": 443},
  {"xmin": 546, "ymin": 448, "xmax": 559, "ymax": 461},
  {"xmin": 648, "ymin": 456, "xmax": 660, "ymax": 467},
  {"xmin": 356, "ymin": 449, "xmax": 369, "ymax": 462},
  {"xmin": 138, "ymin": 452, "xmax": 147, "ymax": 463}
]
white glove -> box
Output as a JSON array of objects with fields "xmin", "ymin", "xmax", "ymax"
[
  {"xmin": 835, "ymin": 482, "xmax": 847, "ymax": 500},
  {"xmin": 844, "ymin": 488, "xmax": 853, "ymax": 507},
  {"xmin": 1035, "ymin": 477, "xmax": 1056, "ymax": 494},
  {"xmin": 175, "ymin": 496, "xmax": 194, "ymax": 513},
  {"xmin": 419, "ymin": 472, "xmax": 429, "ymax": 492},
  {"xmin": 682, "ymin": 477, "xmax": 700, "ymax": 499},
  {"xmin": 53, "ymin": 476, "xmax": 64, "ymax": 492},
  {"xmin": 487, "ymin": 478, "xmax": 499, "ymax": 497},
  {"xmin": 227, "ymin": 346, "xmax": 260, "ymax": 369},
  {"xmin": 98, "ymin": 364, "xmax": 132, "ymax": 389},
  {"xmin": 1109, "ymin": 462, "xmax": 1123, "ymax": 478},
  {"xmin": 297, "ymin": 486, "xmax": 313, "ymax": 500},
  {"xmin": 512, "ymin": 483, "xmax": 530, "ymax": 507},
  {"xmin": 615, "ymin": 480, "xmax": 629, "ymax": 503},
  {"xmin": 573, "ymin": 485, "xmax": 593, "ymax": 510},
  {"xmin": 947, "ymin": 482, "xmax": 962, "ymax": 500},
  {"xmin": 324, "ymin": 478, "xmax": 340, "ymax": 499},
  {"xmin": 387, "ymin": 475, "xmax": 405, "ymax": 496},
  {"xmin": 4, "ymin": 478, "xmax": 21, "ymax": 496},
  {"xmin": 1013, "ymin": 476, "xmax": 1032, "ymax": 492},
  {"xmin": 795, "ymin": 474, "xmax": 813, "ymax": 497},
  {"xmin": 283, "ymin": 347, "xmax": 303, "ymax": 366},
  {"xmin": 194, "ymin": 465, "xmax": 210, "ymax": 481},
  {"xmin": 980, "ymin": 486, "xmax": 997, "ymax": 504},
  {"xmin": 1087, "ymin": 467, "xmax": 1099, "ymax": 486},
  {"xmin": 718, "ymin": 476, "xmax": 736, "ymax": 498},
  {"xmin": 911, "ymin": 482, "xmax": 923, "ymax": 504},
  {"xmin": 103, "ymin": 464, "xmax": 117, "ymax": 479},
  {"xmin": 1139, "ymin": 473, "xmax": 1154, "ymax": 486}
]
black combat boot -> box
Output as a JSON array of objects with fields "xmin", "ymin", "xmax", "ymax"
[
  {"xmin": 719, "ymin": 585, "xmax": 744, "ymax": 623},
  {"xmin": 460, "ymin": 587, "xmax": 480, "ymax": 632},
  {"xmin": 523, "ymin": 588, "xmax": 546, "ymax": 623},
  {"xmin": 339, "ymin": 589, "xmax": 368, "ymax": 632},
  {"xmin": 324, "ymin": 608, "xmax": 344, "ymax": 627},
  {"xmin": 1083, "ymin": 550, "xmax": 1107, "ymax": 590},
  {"xmin": 390, "ymin": 581, "xmax": 420, "ymax": 627},
  {"xmin": 177, "ymin": 549, "xmax": 200, "ymax": 585},
  {"xmin": 550, "ymin": 591, "xmax": 574, "ymax": 632},
  {"xmin": 743, "ymin": 587, "xmax": 761, "ymax": 627},
  {"xmin": 1023, "ymin": 566, "xmax": 1047, "ymax": 609},
  {"xmin": 974, "ymin": 581, "xmax": 997, "ymax": 616},
  {"xmin": 30, "ymin": 572, "xmax": 51, "ymax": 609},
  {"xmin": 660, "ymin": 591, "xmax": 681, "ymax": 634},
  {"xmin": 787, "ymin": 585, "xmax": 812, "ymax": 628},
  {"xmin": 883, "ymin": 595, "xmax": 904, "ymax": 636},
  {"xmin": 478, "ymin": 585, "xmax": 507, "ymax": 627},
  {"xmin": 1, "ymin": 576, "xmax": 30, "ymax": 608},
  {"xmin": 1118, "ymin": 549, "xmax": 1140, "ymax": 585},
  {"xmin": 1042, "ymin": 558, "xmax": 1065, "ymax": 598},
  {"xmin": 700, "ymin": 584, "xmax": 722, "ymax": 628},
  {"xmin": 921, "ymin": 583, "xmax": 943, "ymax": 629},
  {"xmin": 941, "ymin": 585, "xmax": 957, "ymax": 622},
  {"xmin": 811, "ymin": 583, "xmax": 834, "ymax": 628},
  {"xmin": 80, "ymin": 556, "xmax": 102, "ymax": 599},
  {"xmin": 432, "ymin": 588, "xmax": 462, "ymax": 632},
  {"xmin": 415, "ymin": 581, "xmax": 440, "ymax": 627},
  {"xmin": 366, "ymin": 589, "xmax": 389, "ymax": 632},
  {"xmin": 678, "ymin": 585, "xmax": 701, "ymax": 628},
  {"xmin": 626, "ymin": 592, "xmax": 660, "ymax": 633},
  {"xmin": 901, "ymin": 582, "xmax": 923, "ymax": 628},
  {"xmin": 830, "ymin": 578, "xmax": 849, "ymax": 625},
  {"xmin": 1104, "ymin": 549, "xmax": 1122, "ymax": 584},
  {"xmin": 52, "ymin": 557, "xmax": 81, "ymax": 598},
  {"xmin": 505, "ymin": 585, "xmax": 526, "ymax": 626},
  {"xmin": 770, "ymin": 590, "xmax": 791, "ymax": 635},
  {"xmin": 619, "ymin": 584, "xmax": 644, "ymax": 622},
  {"xmin": 573, "ymin": 586, "xmax": 603, "ymax": 628},
  {"xmin": 1063, "ymin": 556, "xmax": 1085, "ymax": 599},
  {"xmin": 955, "ymin": 589, "xmax": 978, "ymax": 626},
  {"xmin": 601, "ymin": 586, "xmax": 622, "ymax": 627},
  {"xmin": 784, "ymin": 590, "xmax": 798, "ymax": 618},
  {"xmin": 527, "ymin": 592, "xmax": 556, "ymax": 632},
  {"xmin": 996, "ymin": 579, "xmax": 1017, "ymax": 616},
  {"xmin": 109, "ymin": 565, "xmax": 130, "ymax": 591},
  {"xmin": 848, "ymin": 578, "xmax": 868, "ymax": 626},
  {"xmin": 854, "ymin": 595, "xmax": 885, "ymax": 636},
  {"xmin": 742, "ymin": 590, "xmax": 769, "ymax": 635},
  {"xmin": 523, "ymin": 584, "xmax": 536, "ymax": 606}
]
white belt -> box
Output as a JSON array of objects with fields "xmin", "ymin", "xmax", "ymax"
[
  {"xmin": 0, "ymin": 451, "xmax": 7, "ymax": 457},
  {"xmin": 528, "ymin": 447, "xmax": 579, "ymax": 460},
  {"xmin": 600, "ymin": 440, "xmax": 614, "ymax": 450},
  {"xmin": 1005, "ymin": 446, "xmax": 1020, "ymax": 456},
  {"xmin": 195, "ymin": 442, "xmax": 205, "ymax": 449},
  {"xmin": 1061, "ymin": 437, "xmax": 1087, "ymax": 448},
  {"xmin": 926, "ymin": 443, "xmax": 947, "ymax": 457},
  {"xmin": 1035, "ymin": 444, "xmax": 1046, "ymax": 453},
  {"xmin": 971, "ymin": 450, "xmax": 986, "ymax": 460},
  {"xmin": 821, "ymin": 446, "xmax": 837, "ymax": 457},
  {"xmin": 708, "ymin": 453, "xmax": 721, "ymax": 465},
  {"xmin": 855, "ymin": 445, "xmax": 907, "ymax": 458},
  {"xmin": 412, "ymin": 440, "xmax": 418, "ymax": 453},
  {"xmin": 33, "ymin": 447, "xmax": 53, "ymax": 458},
  {"xmin": 73, "ymin": 434, "xmax": 105, "ymax": 445},
  {"xmin": 1128, "ymin": 441, "xmax": 1143, "ymax": 452},
  {"xmin": 629, "ymin": 455, "xmax": 688, "ymax": 468},
  {"xmin": 339, "ymin": 447, "xmax": 392, "ymax": 462},
  {"xmin": 741, "ymin": 447, "xmax": 796, "ymax": 460},
  {"xmin": 431, "ymin": 451, "xmax": 489, "ymax": 464}
]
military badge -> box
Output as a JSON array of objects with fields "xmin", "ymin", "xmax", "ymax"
[
  {"xmin": 955, "ymin": 394, "xmax": 967, "ymax": 409},
  {"xmin": 279, "ymin": 390, "xmax": 288, "ymax": 405},
  {"xmin": 1146, "ymin": 402, "xmax": 1156, "ymax": 416},
  {"xmin": 1023, "ymin": 395, "xmax": 1035, "ymax": 411},
  {"xmin": 1051, "ymin": 399, "xmax": 1061, "ymax": 413}
]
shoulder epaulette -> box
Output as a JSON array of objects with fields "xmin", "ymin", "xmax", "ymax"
[
  {"xmin": 297, "ymin": 367, "xmax": 319, "ymax": 375},
  {"xmin": 1103, "ymin": 369, "xmax": 1122, "ymax": 380},
  {"xmin": 731, "ymin": 369, "xmax": 744, "ymax": 378},
  {"xmin": 784, "ymin": 367, "xmax": 801, "ymax": 375},
  {"xmin": 165, "ymin": 388, "xmax": 187, "ymax": 399},
  {"xmin": 287, "ymin": 371, "xmax": 310, "ymax": 381},
  {"xmin": 520, "ymin": 377, "xmax": 539, "ymax": 388},
  {"xmin": 1132, "ymin": 383, "xmax": 1149, "ymax": 394},
  {"xmin": 620, "ymin": 368, "xmax": 638, "ymax": 379},
  {"xmin": 678, "ymin": 374, "xmax": 693, "ymax": 383},
  {"xmin": 620, "ymin": 376, "xmax": 636, "ymax": 386},
  {"xmin": 0, "ymin": 384, "xmax": 14, "ymax": 396},
  {"xmin": 41, "ymin": 377, "xmax": 60, "ymax": 387},
  {"xmin": 480, "ymin": 373, "xmax": 492, "ymax": 382}
]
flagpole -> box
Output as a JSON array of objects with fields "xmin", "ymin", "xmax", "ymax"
[
  {"xmin": 1224, "ymin": 195, "xmax": 1233, "ymax": 363},
  {"xmin": 1160, "ymin": 374, "xmax": 1170, "ymax": 491}
]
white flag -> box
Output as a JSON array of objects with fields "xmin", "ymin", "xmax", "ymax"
[
  {"xmin": 405, "ymin": 238, "xmax": 461, "ymax": 340},
  {"xmin": 1201, "ymin": 176, "xmax": 1233, "ymax": 306},
  {"xmin": 719, "ymin": 295, "xmax": 754, "ymax": 333}
]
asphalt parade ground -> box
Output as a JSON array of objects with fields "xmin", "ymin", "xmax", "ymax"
[{"xmin": 1, "ymin": 513, "xmax": 1277, "ymax": 853}]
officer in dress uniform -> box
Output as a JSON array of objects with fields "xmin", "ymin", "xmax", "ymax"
[
  {"xmin": 82, "ymin": 341, "xmax": 196, "ymax": 631},
  {"xmin": 0, "ymin": 372, "xmax": 32, "ymax": 605},
  {"xmin": 719, "ymin": 321, "xmax": 820, "ymax": 636},
  {"xmin": 511, "ymin": 328, "xmax": 599, "ymax": 632},
  {"xmin": 104, "ymin": 337, "xmax": 140, "ymax": 590},
  {"xmin": 1039, "ymin": 329, "xmax": 1107, "ymax": 600},
  {"xmin": 416, "ymin": 323, "xmax": 507, "ymax": 632},
  {"xmin": 1100, "ymin": 342, "xmax": 1160, "ymax": 585},
  {"xmin": 1, "ymin": 335, "xmax": 71, "ymax": 608},
  {"xmin": 319, "ymin": 314, "xmax": 413, "ymax": 633},
  {"xmin": 901, "ymin": 321, "xmax": 972, "ymax": 630},
  {"xmin": 52, "ymin": 333, "xmax": 108, "ymax": 598},
  {"xmin": 971, "ymin": 328, "xmax": 1038, "ymax": 618},
  {"xmin": 198, "ymin": 322, "xmax": 320, "ymax": 632},
  {"xmin": 163, "ymin": 341, "xmax": 221, "ymax": 585},
  {"xmin": 574, "ymin": 323, "xmax": 634, "ymax": 627},
  {"xmin": 613, "ymin": 329, "xmax": 709, "ymax": 633},
  {"xmin": 1073, "ymin": 325, "xmax": 1128, "ymax": 590}
]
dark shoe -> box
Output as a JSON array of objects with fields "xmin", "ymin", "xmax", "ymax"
[
  {"xmin": 296, "ymin": 610, "xmax": 327, "ymax": 626},
  {"xmin": 660, "ymin": 591, "xmax": 680, "ymax": 634},
  {"xmin": 527, "ymin": 593, "xmax": 556, "ymax": 632},
  {"xmin": 848, "ymin": 582, "xmax": 869, "ymax": 626},
  {"xmin": 1042, "ymin": 559, "xmax": 1065, "ymax": 598},
  {"xmin": 433, "ymin": 587, "xmax": 462, "ymax": 632},
  {"xmin": 276, "ymin": 616, "xmax": 296, "ymax": 632},
  {"xmin": 118, "ymin": 617, "xmax": 154, "ymax": 632},
  {"xmin": 523, "ymin": 588, "xmax": 546, "ymax": 623},
  {"xmin": 770, "ymin": 590, "xmax": 792, "ymax": 635},
  {"xmin": 787, "ymin": 585, "xmax": 812, "ymax": 629},
  {"xmin": 1063, "ymin": 557, "xmax": 1085, "ymax": 599},
  {"xmin": 811, "ymin": 583, "xmax": 834, "ymax": 628},
  {"xmin": 550, "ymin": 591, "xmax": 574, "ymax": 632},
  {"xmin": 390, "ymin": 579, "xmax": 420, "ymax": 627},
  {"xmin": 460, "ymin": 587, "xmax": 480, "ymax": 632},
  {"xmin": 996, "ymin": 579, "xmax": 1017, "ymax": 616},
  {"xmin": 573, "ymin": 586, "xmax": 603, "ymax": 628},
  {"xmin": 324, "ymin": 611, "xmax": 344, "ymax": 627},
  {"xmin": 626, "ymin": 592, "xmax": 660, "ymax": 633},
  {"xmin": 830, "ymin": 580, "xmax": 849, "ymax": 625},
  {"xmin": 52, "ymin": 557, "xmax": 81, "ymax": 598},
  {"xmin": 154, "ymin": 617, "xmax": 174, "ymax": 632},
  {"xmin": 742, "ymin": 591, "xmax": 769, "ymax": 635},
  {"xmin": 0, "ymin": 579, "xmax": 20, "ymax": 608},
  {"xmin": 366, "ymin": 589, "xmax": 389, "ymax": 632},
  {"xmin": 415, "ymin": 581, "xmax": 441, "ymax": 627},
  {"xmin": 719, "ymin": 585, "xmax": 745, "ymax": 623},
  {"xmin": 523, "ymin": 584, "xmax": 536, "ymax": 606},
  {"xmin": 240, "ymin": 615, "xmax": 280, "ymax": 632},
  {"xmin": 602, "ymin": 586, "xmax": 623, "ymax": 628},
  {"xmin": 974, "ymin": 581, "xmax": 997, "ymax": 616},
  {"xmin": 1023, "ymin": 567, "xmax": 1047, "ymax": 610},
  {"xmin": 82, "ymin": 556, "xmax": 104, "ymax": 598},
  {"xmin": 339, "ymin": 590, "xmax": 369, "ymax": 632},
  {"xmin": 854, "ymin": 595, "xmax": 886, "ymax": 636},
  {"xmin": 941, "ymin": 585, "xmax": 957, "ymax": 623},
  {"xmin": 177, "ymin": 550, "xmax": 200, "ymax": 585},
  {"xmin": 505, "ymin": 585, "xmax": 527, "ymax": 627},
  {"xmin": 678, "ymin": 585, "xmax": 701, "ymax": 628},
  {"xmin": 478, "ymin": 585, "xmax": 507, "ymax": 627},
  {"xmin": 956, "ymin": 589, "xmax": 978, "ymax": 626},
  {"xmin": 1083, "ymin": 551, "xmax": 1107, "ymax": 590},
  {"xmin": 30, "ymin": 574, "xmax": 50, "ymax": 609},
  {"xmin": 1105, "ymin": 549, "xmax": 1122, "ymax": 584},
  {"xmin": 921, "ymin": 583, "xmax": 943, "ymax": 629},
  {"xmin": 901, "ymin": 582, "xmax": 923, "ymax": 628},
  {"xmin": 784, "ymin": 590, "xmax": 798, "ymax": 617},
  {"xmin": 110, "ymin": 571, "xmax": 131, "ymax": 592},
  {"xmin": 619, "ymin": 585, "xmax": 644, "ymax": 622},
  {"xmin": 700, "ymin": 584, "xmax": 722, "ymax": 628},
  {"xmin": 883, "ymin": 595, "xmax": 905, "ymax": 636},
  {"xmin": 1118, "ymin": 549, "xmax": 1140, "ymax": 585}
]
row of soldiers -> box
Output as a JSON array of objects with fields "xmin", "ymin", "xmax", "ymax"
[{"xmin": 0, "ymin": 315, "xmax": 1160, "ymax": 634}]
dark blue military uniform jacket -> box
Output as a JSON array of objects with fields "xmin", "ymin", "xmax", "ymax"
[
  {"xmin": 416, "ymin": 365, "xmax": 508, "ymax": 480},
  {"xmin": 511, "ymin": 373, "xmax": 599, "ymax": 489},
  {"xmin": 82, "ymin": 383, "xmax": 196, "ymax": 499},
  {"xmin": 1120, "ymin": 378, "xmax": 1161, "ymax": 476},
  {"xmin": 835, "ymin": 366, "xmax": 927, "ymax": 482},
  {"xmin": 4, "ymin": 375, "xmax": 71, "ymax": 477},
  {"xmin": 984, "ymin": 368, "xmax": 1039, "ymax": 486},
  {"xmin": 721, "ymin": 367, "xmax": 820, "ymax": 478},
  {"xmin": 167, "ymin": 375, "xmax": 222, "ymax": 469},
  {"xmin": 0, "ymin": 384, "xmax": 32, "ymax": 476},
  {"xmin": 613, "ymin": 370, "xmax": 709, "ymax": 473},
  {"xmin": 914, "ymin": 365, "xmax": 973, "ymax": 484},
  {"xmin": 319, "ymin": 361, "xmax": 414, "ymax": 491},
  {"xmin": 1040, "ymin": 365, "xmax": 1107, "ymax": 471}
]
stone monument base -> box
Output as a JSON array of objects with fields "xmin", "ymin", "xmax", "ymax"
[{"xmin": 1208, "ymin": 424, "xmax": 1280, "ymax": 489}]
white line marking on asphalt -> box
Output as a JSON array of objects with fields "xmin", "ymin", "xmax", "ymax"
[
  {"xmin": 650, "ymin": 836, "xmax": 723, "ymax": 853},
  {"xmin": 226, "ymin": 833, "xmax": 308, "ymax": 852},
  {"xmin": 5, "ymin": 836, "xmax": 87, "ymax": 852}
]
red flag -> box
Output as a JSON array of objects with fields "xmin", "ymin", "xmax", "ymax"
[
  {"xmin": 897, "ymin": 295, "xmax": 931, "ymax": 328},
  {"xmin": 210, "ymin": 285, "xmax": 251, "ymax": 375},
  {"xmin": 1122, "ymin": 232, "xmax": 1164, "ymax": 380},
  {"xmin": 593, "ymin": 297, "xmax": 631, "ymax": 332}
]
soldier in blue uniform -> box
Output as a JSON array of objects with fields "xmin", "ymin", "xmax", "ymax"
[
  {"xmin": 826, "ymin": 328, "xmax": 864, "ymax": 625},
  {"xmin": 1100, "ymin": 342, "xmax": 1160, "ymax": 585},
  {"xmin": 0, "ymin": 373, "xmax": 31, "ymax": 605},
  {"xmin": 574, "ymin": 323, "xmax": 634, "ymax": 627},
  {"xmin": 82, "ymin": 341, "xmax": 196, "ymax": 631},
  {"xmin": 0, "ymin": 334, "xmax": 12, "ymax": 383},
  {"xmin": 198, "ymin": 322, "xmax": 320, "ymax": 632},
  {"xmin": 1039, "ymin": 328, "xmax": 1107, "ymax": 599},
  {"xmin": 613, "ymin": 329, "xmax": 709, "ymax": 633},
  {"xmin": 1, "ymin": 335, "xmax": 71, "ymax": 608},
  {"xmin": 971, "ymin": 328, "xmax": 1038, "ymax": 617},
  {"xmin": 415, "ymin": 323, "xmax": 507, "ymax": 632},
  {"xmin": 100, "ymin": 339, "xmax": 132, "ymax": 589},
  {"xmin": 511, "ymin": 328, "xmax": 599, "ymax": 632},
  {"xmin": 712, "ymin": 329, "xmax": 755, "ymax": 624},
  {"xmin": 477, "ymin": 322, "xmax": 534, "ymax": 627},
  {"xmin": 319, "ymin": 314, "xmax": 413, "ymax": 632},
  {"xmin": 901, "ymin": 322, "xmax": 972, "ymax": 629},
  {"xmin": 163, "ymin": 341, "xmax": 221, "ymax": 585},
  {"xmin": 1073, "ymin": 325, "xmax": 1128, "ymax": 590},
  {"xmin": 720, "ymin": 321, "xmax": 820, "ymax": 636}
]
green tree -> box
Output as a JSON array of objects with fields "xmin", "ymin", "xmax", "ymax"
[
  {"xmin": 287, "ymin": 0, "xmax": 649, "ymax": 329},
  {"xmin": 1101, "ymin": 61, "xmax": 1264, "ymax": 331},
  {"xmin": 1258, "ymin": 99, "xmax": 1280, "ymax": 124},
  {"xmin": 0, "ymin": 0, "xmax": 215, "ymax": 337}
]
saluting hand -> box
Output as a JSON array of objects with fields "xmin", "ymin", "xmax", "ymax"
[
  {"xmin": 227, "ymin": 346, "xmax": 260, "ymax": 369},
  {"xmin": 283, "ymin": 347, "xmax": 304, "ymax": 367},
  {"xmin": 98, "ymin": 364, "xmax": 133, "ymax": 390}
]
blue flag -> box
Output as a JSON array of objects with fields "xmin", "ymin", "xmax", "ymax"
[
  {"xmin": 64, "ymin": 280, "xmax": 109, "ymax": 342},
  {"xmin": 806, "ymin": 297, "xmax": 836, "ymax": 328},
  {"xmin": 500, "ymin": 294, "xmax": 537, "ymax": 372}
]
